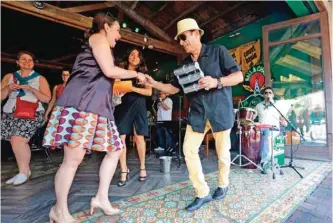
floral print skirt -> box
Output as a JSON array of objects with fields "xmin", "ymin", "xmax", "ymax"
[
  {"xmin": 43, "ymin": 106, "xmax": 123, "ymax": 152},
  {"xmin": 1, "ymin": 111, "xmax": 44, "ymax": 141}
]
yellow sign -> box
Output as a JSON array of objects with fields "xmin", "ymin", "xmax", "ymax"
[
  {"xmin": 229, "ymin": 47, "xmax": 241, "ymax": 67},
  {"xmin": 228, "ymin": 40, "xmax": 261, "ymax": 73}
]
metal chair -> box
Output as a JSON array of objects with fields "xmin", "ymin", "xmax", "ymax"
[{"xmin": 29, "ymin": 124, "xmax": 52, "ymax": 162}]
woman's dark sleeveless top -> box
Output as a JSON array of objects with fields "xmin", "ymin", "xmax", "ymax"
[{"xmin": 56, "ymin": 43, "xmax": 115, "ymax": 120}]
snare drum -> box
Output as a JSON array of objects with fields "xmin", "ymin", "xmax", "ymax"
[{"xmin": 240, "ymin": 107, "xmax": 257, "ymax": 124}]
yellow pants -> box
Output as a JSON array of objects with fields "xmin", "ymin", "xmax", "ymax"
[{"xmin": 183, "ymin": 121, "xmax": 231, "ymax": 198}]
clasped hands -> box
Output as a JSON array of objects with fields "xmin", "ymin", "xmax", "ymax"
[{"xmin": 7, "ymin": 83, "xmax": 32, "ymax": 92}]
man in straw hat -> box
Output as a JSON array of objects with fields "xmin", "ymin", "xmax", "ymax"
[{"xmin": 145, "ymin": 18, "xmax": 243, "ymax": 211}]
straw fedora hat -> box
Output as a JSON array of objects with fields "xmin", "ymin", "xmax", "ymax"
[{"xmin": 174, "ymin": 18, "xmax": 204, "ymax": 41}]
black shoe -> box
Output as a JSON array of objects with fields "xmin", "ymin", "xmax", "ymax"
[
  {"xmin": 261, "ymin": 163, "xmax": 268, "ymax": 175},
  {"xmin": 261, "ymin": 169, "xmax": 268, "ymax": 174},
  {"xmin": 139, "ymin": 169, "xmax": 147, "ymax": 182},
  {"xmin": 212, "ymin": 186, "xmax": 228, "ymax": 200},
  {"xmin": 185, "ymin": 195, "xmax": 212, "ymax": 212},
  {"xmin": 117, "ymin": 169, "xmax": 130, "ymax": 187}
]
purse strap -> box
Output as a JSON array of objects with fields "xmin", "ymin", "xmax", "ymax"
[
  {"xmin": 12, "ymin": 75, "xmax": 19, "ymax": 100},
  {"xmin": 13, "ymin": 75, "xmax": 17, "ymax": 84}
]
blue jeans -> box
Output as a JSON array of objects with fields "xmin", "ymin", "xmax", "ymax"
[
  {"xmin": 156, "ymin": 125, "xmax": 175, "ymax": 149},
  {"xmin": 260, "ymin": 128, "xmax": 271, "ymax": 164}
]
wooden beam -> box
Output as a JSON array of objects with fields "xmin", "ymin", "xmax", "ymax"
[
  {"xmin": 117, "ymin": 10, "xmax": 124, "ymax": 22},
  {"xmin": 1, "ymin": 1, "xmax": 184, "ymax": 55},
  {"xmin": 164, "ymin": 2, "xmax": 204, "ymax": 31},
  {"xmin": 120, "ymin": 28, "xmax": 184, "ymax": 55},
  {"xmin": 1, "ymin": 1, "xmax": 93, "ymax": 30},
  {"xmin": 131, "ymin": 0, "xmax": 139, "ymax": 10},
  {"xmin": 51, "ymin": 54, "xmax": 77, "ymax": 62},
  {"xmin": 200, "ymin": 2, "xmax": 245, "ymax": 28},
  {"xmin": 314, "ymin": 1, "xmax": 326, "ymax": 12},
  {"xmin": 112, "ymin": 1, "xmax": 173, "ymax": 42},
  {"xmin": 148, "ymin": 2, "xmax": 168, "ymax": 19},
  {"xmin": 268, "ymin": 33, "xmax": 321, "ymax": 47},
  {"xmin": 64, "ymin": 2, "xmax": 114, "ymax": 13},
  {"xmin": 1, "ymin": 56, "xmax": 71, "ymax": 70},
  {"xmin": 2, "ymin": 52, "xmax": 72, "ymax": 67},
  {"xmin": 1, "ymin": 52, "xmax": 17, "ymax": 58},
  {"xmin": 320, "ymin": 11, "xmax": 333, "ymax": 158},
  {"xmin": 211, "ymin": 12, "xmax": 261, "ymax": 40},
  {"xmin": 263, "ymin": 13, "xmax": 321, "ymax": 31}
]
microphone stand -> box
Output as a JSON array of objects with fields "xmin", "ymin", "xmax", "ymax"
[
  {"xmin": 174, "ymin": 95, "xmax": 184, "ymax": 167},
  {"xmin": 268, "ymin": 100, "xmax": 305, "ymax": 178}
]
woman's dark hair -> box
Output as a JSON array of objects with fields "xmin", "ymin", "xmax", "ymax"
[
  {"xmin": 123, "ymin": 48, "xmax": 148, "ymax": 73},
  {"xmin": 17, "ymin": 51, "xmax": 36, "ymax": 63},
  {"xmin": 84, "ymin": 12, "xmax": 118, "ymax": 39}
]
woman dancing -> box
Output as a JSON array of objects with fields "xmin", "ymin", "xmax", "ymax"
[{"xmin": 43, "ymin": 13, "xmax": 146, "ymax": 222}]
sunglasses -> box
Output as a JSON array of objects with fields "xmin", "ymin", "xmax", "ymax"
[
  {"xmin": 264, "ymin": 92, "xmax": 273, "ymax": 95},
  {"xmin": 178, "ymin": 34, "xmax": 188, "ymax": 43},
  {"xmin": 177, "ymin": 30, "xmax": 195, "ymax": 43}
]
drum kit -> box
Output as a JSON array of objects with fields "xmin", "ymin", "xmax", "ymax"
[{"xmin": 231, "ymin": 104, "xmax": 284, "ymax": 178}]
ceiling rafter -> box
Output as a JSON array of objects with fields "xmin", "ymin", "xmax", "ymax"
[
  {"xmin": 148, "ymin": 2, "xmax": 169, "ymax": 19},
  {"xmin": 51, "ymin": 53, "xmax": 78, "ymax": 62},
  {"xmin": 211, "ymin": 12, "xmax": 260, "ymax": 40},
  {"xmin": 1, "ymin": 1, "xmax": 184, "ymax": 56},
  {"xmin": 63, "ymin": 2, "xmax": 114, "ymax": 13},
  {"xmin": 164, "ymin": 2, "xmax": 204, "ymax": 31},
  {"xmin": 117, "ymin": 10, "xmax": 124, "ymax": 22},
  {"xmin": 199, "ymin": 2, "xmax": 245, "ymax": 28},
  {"xmin": 131, "ymin": 0, "xmax": 139, "ymax": 10},
  {"xmin": 112, "ymin": 1, "xmax": 173, "ymax": 42}
]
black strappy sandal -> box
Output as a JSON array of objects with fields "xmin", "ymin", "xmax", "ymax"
[
  {"xmin": 118, "ymin": 169, "xmax": 130, "ymax": 187},
  {"xmin": 139, "ymin": 169, "xmax": 147, "ymax": 182}
]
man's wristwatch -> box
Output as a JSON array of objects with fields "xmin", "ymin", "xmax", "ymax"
[{"xmin": 216, "ymin": 78, "xmax": 223, "ymax": 89}]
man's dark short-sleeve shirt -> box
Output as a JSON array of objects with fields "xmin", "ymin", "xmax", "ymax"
[{"xmin": 171, "ymin": 44, "xmax": 241, "ymax": 133}]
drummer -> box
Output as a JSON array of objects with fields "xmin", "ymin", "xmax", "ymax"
[{"xmin": 254, "ymin": 87, "xmax": 287, "ymax": 173}]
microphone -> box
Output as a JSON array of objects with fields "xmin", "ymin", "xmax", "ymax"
[{"xmin": 268, "ymin": 97, "xmax": 274, "ymax": 104}]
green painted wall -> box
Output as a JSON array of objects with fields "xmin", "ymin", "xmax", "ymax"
[
  {"xmin": 286, "ymin": 0, "xmax": 318, "ymax": 17},
  {"xmin": 208, "ymin": 11, "xmax": 294, "ymax": 97}
]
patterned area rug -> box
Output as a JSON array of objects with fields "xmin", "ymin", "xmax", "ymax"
[{"xmin": 74, "ymin": 159, "xmax": 331, "ymax": 223}]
